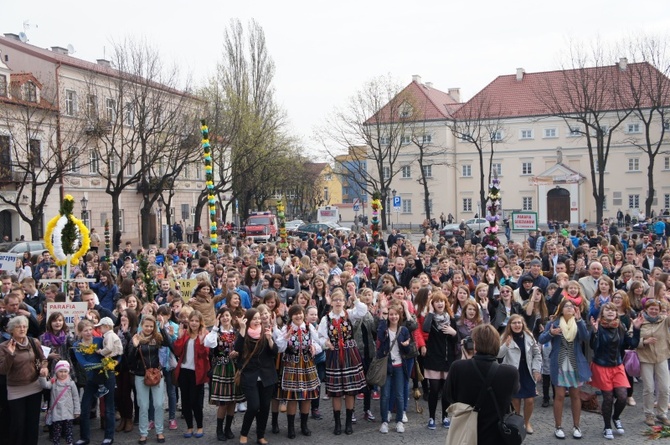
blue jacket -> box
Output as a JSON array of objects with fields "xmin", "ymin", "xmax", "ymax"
[
  {"xmin": 376, "ymin": 319, "xmax": 411, "ymax": 376},
  {"xmin": 539, "ymin": 318, "xmax": 592, "ymax": 385},
  {"xmin": 90, "ymin": 282, "xmax": 118, "ymax": 312}
]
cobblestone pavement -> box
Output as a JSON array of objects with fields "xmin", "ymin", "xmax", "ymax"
[{"xmin": 72, "ymin": 381, "xmax": 658, "ymax": 445}]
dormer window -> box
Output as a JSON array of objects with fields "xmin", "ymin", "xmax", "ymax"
[
  {"xmin": 24, "ymin": 81, "xmax": 37, "ymax": 102},
  {"xmin": 399, "ymin": 102, "xmax": 413, "ymax": 118},
  {"xmin": 0, "ymin": 75, "xmax": 7, "ymax": 97}
]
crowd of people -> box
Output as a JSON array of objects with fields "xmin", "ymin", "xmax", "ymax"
[{"xmin": 0, "ymin": 217, "xmax": 669, "ymax": 445}]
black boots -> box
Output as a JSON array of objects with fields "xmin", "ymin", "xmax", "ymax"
[
  {"xmin": 216, "ymin": 418, "xmax": 225, "ymax": 441},
  {"xmin": 224, "ymin": 415, "xmax": 235, "ymax": 439},
  {"xmin": 300, "ymin": 413, "xmax": 311, "ymax": 436},
  {"xmin": 345, "ymin": 409, "xmax": 354, "ymax": 435},
  {"xmin": 272, "ymin": 412, "xmax": 280, "ymax": 434},
  {"xmin": 333, "ymin": 410, "xmax": 342, "ymax": 435},
  {"xmin": 287, "ymin": 414, "xmax": 296, "ymax": 439}
]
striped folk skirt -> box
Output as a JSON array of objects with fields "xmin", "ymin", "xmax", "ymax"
[
  {"xmin": 324, "ymin": 340, "xmax": 366, "ymax": 396},
  {"xmin": 280, "ymin": 351, "xmax": 320, "ymax": 400},
  {"xmin": 209, "ymin": 358, "xmax": 245, "ymax": 404}
]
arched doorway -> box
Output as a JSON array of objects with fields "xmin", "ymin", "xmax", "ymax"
[
  {"xmin": 0, "ymin": 210, "xmax": 12, "ymax": 241},
  {"xmin": 547, "ymin": 188, "xmax": 570, "ymax": 223}
]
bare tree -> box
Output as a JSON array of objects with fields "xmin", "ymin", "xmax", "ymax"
[
  {"xmin": 0, "ymin": 80, "xmax": 89, "ymax": 239},
  {"xmin": 619, "ymin": 36, "xmax": 670, "ymax": 216},
  {"xmin": 536, "ymin": 42, "xmax": 635, "ymax": 224},
  {"xmin": 318, "ymin": 74, "xmax": 413, "ymax": 230},
  {"xmin": 448, "ymin": 93, "xmax": 507, "ymax": 218}
]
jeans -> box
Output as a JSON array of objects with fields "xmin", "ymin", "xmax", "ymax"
[
  {"xmin": 163, "ymin": 368, "xmax": 177, "ymax": 421},
  {"xmin": 641, "ymin": 361, "xmax": 670, "ymax": 417},
  {"xmin": 381, "ymin": 365, "xmax": 405, "ymax": 423},
  {"xmin": 240, "ymin": 381, "xmax": 273, "ymax": 439},
  {"xmin": 134, "ymin": 375, "xmax": 165, "ymax": 436},
  {"xmin": 80, "ymin": 373, "xmax": 116, "ymax": 441}
]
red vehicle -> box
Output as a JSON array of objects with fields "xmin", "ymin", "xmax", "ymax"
[{"xmin": 244, "ymin": 212, "xmax": 278, "ymax": 243}]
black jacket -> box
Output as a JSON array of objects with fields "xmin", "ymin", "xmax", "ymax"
[
  {"xmin": 234, "ymin": 334, "xmax": 278, "ymax": 388},
  {"xmin": 127, "ymin": 330, "xmax": 172, "ymax": 376},
  {"xmin": 445, "ymin": 355, "xmax": 519, "ymax": 445}
]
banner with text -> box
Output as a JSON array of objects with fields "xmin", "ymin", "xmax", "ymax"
[
  {"xmin": 0, "ymin": 253, "xmax": 19, "ymax": 274},
  {"xmin": 511, "ymin": 212, "xmax": 538, "ymax": 231},
  {"xmin": 46, "ymin": 302, "xmax": 89, "ymax": 329}
]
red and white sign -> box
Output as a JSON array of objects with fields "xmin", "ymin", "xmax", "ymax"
[{"xmin": 511, "ymin": 212, "xmax": 538, "ymax": 231}]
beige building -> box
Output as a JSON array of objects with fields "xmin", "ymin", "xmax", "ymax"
[
  {"xmin": 0, "ymin": 33, "xmax": 207, "ymax": 245},
  {"xmin": 363, "ymin": 66, "xmax": 670, "ymax": 227}
]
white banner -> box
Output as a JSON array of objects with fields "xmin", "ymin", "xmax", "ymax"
[
  {"xmin": 46, "ymin": 302, "xmax": 88, "ymax": 328},
  {"xmin": 0, "ymin": 253, "xmax": 19, "ymax": 274}
]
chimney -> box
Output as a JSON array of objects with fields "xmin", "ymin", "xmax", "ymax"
[
  {"xmin": 448, "ymin": 88, "xmax": 461, "ymax": 102},
  {"xmin": 516, "ymin": 68, "xmax": 525, "ymax": 81},
  {"xmin": 3, "ymin": 33, "xmax": 20, "ymax": 41},
  {"xmin": 618, "ymin": 57, "xmax": 628, "ymax": 71},
  {"xmin": 51, "ymin": 46, "xmax": 68, "ymax": 55},
  {"xmin": 97, "ymin": 59, "xmax": 111, "ymax": 68},
  {"xmin": 412, "ymin": 74, "xmax": 422, "ymax": 83},
  {"xmin": 425, "ymin": 82, "xmax": 433, "ymax": 89}
]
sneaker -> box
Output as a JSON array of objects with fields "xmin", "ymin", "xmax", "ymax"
[
  {"xmin": 322, "ymin": 393, "xmax": 329, "ymax": 400},
  {"xmin": 541, "ymin": 398, "xmax": 550, "ymax": 407},
  {"xmin": 237, "ymin": 402, "xmax": 247, "ymax": 413},
  {"xmin": 402, "ymin": 412, "xmax": 408, "ymax": 423},
  {"xmin": 148, "ymin": 421, "xmax": 154, "ymax": 431},
  {"xmin": 310, "ymin": 409, "xmax": 322, "ymax": 420},
  {"xmin": 612, "ymin": 419, "xmax": 624, "ymax": 435},
  {"xmin": 356, "ymin": 393, "xmax": 364, "ymax": 400},
  {"xmin": 603, "ymin": 429, "xmax": 614, "ymax": 440},
  {"xmin": 169, "ymin": 419, "xmax": 178, "ymax": 430},
  {"xmin": 379, "ymin": 422, "xmax": 388, "ymax": 434},
  {"xmin": 626, "ymin": 397, "xmax": 636, "ymax": 406},
  {"xmin": 657, "ymin": 415, "xmax": 670, "ymax": 426},
  {"xmin": 645, "ymin": 415, "xmax": 657, "ymax": 426},
  {"xmin": 443, "ymin": 417, "xmax": 451, "ymax": 428},
  {"xmin": 427, "ymin": 418, "xmax": 436, "ymax": 430},
  {"xmin": 372, "ymin": 391, "xmax": 380, "ymax": 400},
  {"xmin": 351, "ymin": 411, "xmax": 357, "ymax": 423},
  {"xmin": 554, "ymin": 427, "xmax": 565, "ymax": 439},
  {"xmin": 396, "ymin": 422, "xmax": 404, "ymax": 433},
  {"xmin": 41, "ymin": 401, "xmax": 48, "ymax": 411},
  {"xmin": 364, "ymin": 410, "xmax": 375, "ymax": 422},
  {"xmin": 573, "ymin": 426, "xmax": 582, "ymax": 439},
  {"xmin": 97, "ymin": 386, "xmax": 110, "ymax": 398}
]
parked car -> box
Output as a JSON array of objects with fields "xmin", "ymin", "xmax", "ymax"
[
  {"xmin": 291, "ymin": 223, "xmax": 350, "ymax": 239},
  {"xmin": 0, "ymin": 240, "xmax": 47, "ymax": 255},
  {"xmin": 285, "ymin": 219, "xmax": 304, "ymax": 231},
  {"xmin": 439, "ymin": 224, "xmax": 461, "ymax": 238},
  {"xmin": 439, "ymin": 218, "xmax": 488, "ymax": 238}
]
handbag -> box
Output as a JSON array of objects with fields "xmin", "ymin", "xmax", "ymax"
[
  {"xmin": 623, "ymin": 349, "xmax": 641, "ymax": 378},
  {"xmin": 45, "ymin": 385, "xmax": 70, "ymax": 425},
  {"xmin": 579, "ymin": 389, "xmax": 601, "ymax": 414},
  {"xmin": 446, "ymin": 403, "xmax": 479, "ymax": 445},
  {"xmin": 28, "ymin": 337, "xmax": 44, "ymax": 378},
  {"xmin": 400, "ymin": 340, "xmax": 419, "ymax": 360},
  {"xmin": 366, "ymin": 335, "xmax": 398, "ymax": 388},
  {"xmin": 139, "ymin": 345, "xmax": 162, "ymax": 387},
  {"xmin": 235, "ymin": 335, "xmax": 263, "ymax": 387},
  {"xmin": 472, "ymin": 361, "xmax": 526, "ymax": 445}
]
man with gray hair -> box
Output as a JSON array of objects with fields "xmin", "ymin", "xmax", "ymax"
[{"xmin": 578, "ymin": 261, "xmax": 603, "ymax": 302}]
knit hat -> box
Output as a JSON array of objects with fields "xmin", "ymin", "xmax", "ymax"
[{"xmin": 54, "ymin": 360, "xmax": 70, "ymax": 373}]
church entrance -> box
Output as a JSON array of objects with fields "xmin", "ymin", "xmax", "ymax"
[{"xmin": 547, "ymin": 188, "xmax": 570, "ymax": 223}]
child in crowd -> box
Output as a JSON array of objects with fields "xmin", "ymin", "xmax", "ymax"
[
  {"xmin": 39, "ymin": 360, "xmax": 81, "ymax": 445},
  {"xmin": 95, "ymin": 317, "xmax": 123, "ymax": 397}
]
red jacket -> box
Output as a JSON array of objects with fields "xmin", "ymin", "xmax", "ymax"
[{"xmin": 173, "ymin": 333, "xmax": 211, "ymax": 386}]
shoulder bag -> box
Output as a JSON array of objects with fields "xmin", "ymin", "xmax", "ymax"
[
  {"xmin": 45, "ymin": 385, "xmax": 70, "ymax": 425},
  {"xmin": 472, "ymin": 361, "xmax": 526, "ymax": 445},
  {"xmin": 139, "ymin": 345, "xmax": 162, "ymax": 387},
  {"xmin": 623, "ymin": 349, "xmax": 640, "ymax": 378},
  {"xmin": 234, "ymin": 336, "xmax": 263, "ymax": 387},
  {"xmin": 366, "ymin": 333, "xmax": 398, "ymax": 388}
]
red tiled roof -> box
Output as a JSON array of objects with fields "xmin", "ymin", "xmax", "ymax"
[
  {"xmin": 9, "ymin": 72, "xmax": 43, "ymax": 89},
  {"xmin": 365, "ymin": 80, "xmax": 460, "ymax": 124},
  {"xmin": 304, "ymin": 162, "xmax": 328, "ymax": 176},
  {"xmin": 1, "ymin": 72, "xmax": 55, "ymax": 110},
  {"xmin": 453, "ymin": 62, "xmax": 670, "ymax": 119}
]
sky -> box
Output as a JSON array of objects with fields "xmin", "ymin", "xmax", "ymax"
[{"xmin": 2, "ymin": 0, "xmax": 669, "ymax": 156}]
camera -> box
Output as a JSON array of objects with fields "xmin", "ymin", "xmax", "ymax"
[{"xmin": 461, "ymin": 336, "xmax": 474, "ymax": 352}]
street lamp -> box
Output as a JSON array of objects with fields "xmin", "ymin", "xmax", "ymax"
[
  {"xmin": 157, "ymin": 195, "xmax": 164, "ymax": 247},
  {"xmin": 392, "ymin": 189, "xmax": 397, "ymax": 230},
  {"xmin": 80, "ymin": 196, "xmax": 89, "ymax": 228}
]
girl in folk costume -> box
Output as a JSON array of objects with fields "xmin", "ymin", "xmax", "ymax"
[
  {"xmin": 204, "ymin": 307, "xmax": 244, "ymax": 441},
  {"xmin": 317, "ymin": 288, "xmax": 368, "ymax": 435},
  {"xmin": 278, "ymin": 305, "xmax": 322, "ymax": 439}
]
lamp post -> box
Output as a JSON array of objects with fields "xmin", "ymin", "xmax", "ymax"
[
  {"xmin": 157, "ymin": 196, "xmax": 163, "ymax": 247},
  {"xmin": 80, "ymin": 196, "xmax": 89, "ymax": 228},
  {"xmin": 392, "ymin": 189, "xmax": 397, "ymax": 230}
]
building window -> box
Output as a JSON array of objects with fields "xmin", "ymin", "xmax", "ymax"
[
  {"xmin": 602, "ymin": 195, "xmax": 608, "ymax": 211},
  {"xmin": 379, "ymin": 136, "xmax": 390, "ymax": 145},
  {"xmin": 118, "ymin": 209, "xmax": 125, "ymax": 232},
  {"xmin": 522, "ymin": 162, "xmax": 532, "ymax": 175},
  {"xmin": 68, "ymin": 146, "xmax": 78, "ymax": 172},
  {"xmin": 628, "ymin": 158, "xmax": 640, "ymax": 171},
  {"xmin": 65, "ymin": 90, "xmax": 77, "ymax": 116},
  {"xmin": 105, "ymin": 98, "xmax": 116, "ymax": 121},
  {"xmin": 183, "ymin": 164, "xmax": 190, "ymax": 179},
  {"xmin": 628, "ymin": 194, "xmax": 639, "ymax": 209},
  {"xmin": 520, "ymin": 129, "xmax": 533, "ymax": 140},
  {"xmin": 402, "ymin": 199, "xmax": 412, "ymax": 213},
  {"xmin": 462, "ymin": 165, "xmax": 472, "ymax": 177},
  {"xmin": 664, "ymin": 194, "xmax": 670, "ymax": 210},
  {"xmin": 627, "ymin": 123, "xmax": 641, "ymax": 133},
  {"xmin": 543, "ymin": 128, "xmax": 557, "ymax": 138},
  {"xmin": 124, "ymin": 102, "xmax": 134, "ymax": 125},
  {"xmin": 522, "ymin": 197, "xmax": 533, "ymax": 211},
  {"xmin": 126, "ymin": 161, "xmax": 135, "ymax": 176},
  {"xmin": 462, "ymin": 198, "xmax": 472, "ymax": 212},
  {"xmin": 422, "ymin": 165, "xmax": 432, "ymax": 177},
  {"xmin": 109, "ymin": 155, "xmax": 118, "ymax": 175},
  {"xmin": 612, "ymin": 191, "xmax": 622, "ymax": 207},
  {"xmin": 24, "ymin": 81, "xmax": 37, "ymax": 102},
  {"xmin": 401, "ymin": 165, "xmax": 411, "ymax": 178},
  {"xmin": 89, "ymin": 150, "xmax": 99, "ymax": 174},
  {"xmin": 382, "ymin": 166, "xmax": 390, "ymax": 179},
  {"xmin": 0, "ymin": 135, "xmax": 10, "ymax": 167},
  {"xmin": 664, "ymin": 156, "xmax": 669, "ymax": 170},
  {"xmin": 195, "ymin": 166, "xmax": 202, "ymax": 180},
  {"xmin": 492, "ymin": 163, "xmax": 502, "ymax": 176},
  {"xmin": 400, "ymin": 135, "xmax": 411, "ymax": 145},
  {"xmin": 600, "ymin": 126, "xmax": 610, "ymax": 135},
  {"xmin": 460, "ymin": 132, "xmax": 471, "ymax": 141},
  {"xmin": 568, "ymin": 126, "xmax": 581, "ymax": 137},
  {"xmin": 491, "ymin": 130, "xmax": 503, "ymax": 141},
  {"xmin": 86, "ymin": 95, "xmax": 98, "ymax": 119},
  {"xmin": 324, "ymin": 173, "xmax": 332, "ymax": 181},
  {"xmin": 323, "ymin": 187, "xmax": 329, "ymax": 202},
  {"xmin": 422, "ymin": 134, "xmax": 432, "ymax": 144},
  {"xmin": 29, "ymin": 139, "xmax": 41, "ymax": 168},
  {"xmin": 0, "ymin": 74, "xmax": 6, "ymax": 97},
  {"xmin": 664, "ymin": 120, "xmax": 670, "ymax": 131}
]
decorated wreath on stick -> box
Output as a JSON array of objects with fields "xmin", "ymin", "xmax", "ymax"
[
  {"xmin": 370, "ymin": 191, "xmax": 383, "ymax": 251},
  {"xmin": 44, "ymin": 194, "xmax": 90, "ymax": 266},
  {"xmin": 484, "ymin": 175, "xmax": 501, "ymax": 269},
  {"xmin": 277, "ymin": 198, "xmax": 288, "ymax": 248},
  {"xmin": 201, "ymin": 120, "xmax": 218, "ymax": 253}
]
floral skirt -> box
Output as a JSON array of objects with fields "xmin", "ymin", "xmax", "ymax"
[
  {"xmin": 556, "ymin": 356, "xmax": 582, "ymax": 388},
  {"xmin": 210, "ymin": 359, "xmax": 244, "ymax": 403},
  {"xmin": 324, "ymin": 341, "xmax": 366, "ymax": 396},
  {"xmin": 280, "ymin": 352, "xmax": 320, "ymax": 400}
]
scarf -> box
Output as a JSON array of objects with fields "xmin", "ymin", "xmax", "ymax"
[
  {"xmin": 559, "ymin": 316, "xmax": 578, "ymax": 342},
  {"xmin": 643, "ymin": 312, "xmax": 661, "ymax": 324},
  {"xmin": 599, "ymin": 318, "xmax": 620, "ymax": 329},
  {"xmin": 463, "ymin": 317, "xmax": 476, "ymax": 332},
  {"xmin": 247, "ymin": 326, "xmax": 261, "ymax": 339},
  {"xmin": 565, "ymin": 294, "xmax": 583, "ymax": 308},
  {"xmin": 42, "ymin": 331, "xmax": 67, "ymax": 347}
]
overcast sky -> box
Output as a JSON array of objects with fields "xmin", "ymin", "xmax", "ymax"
[{"xmin": 2, "ymin": 1, "xmax": 669, "ymax": 155}]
